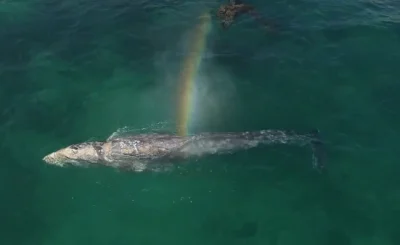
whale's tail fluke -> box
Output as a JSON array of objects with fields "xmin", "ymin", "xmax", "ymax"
[{"xmin": 308, "ymin": 129, "xmax": 326, "ymax": 172}]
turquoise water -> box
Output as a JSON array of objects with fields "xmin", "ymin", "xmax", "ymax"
[{"xmin": 1, "ymin": 0, "xmax": 400, "ymax": 244}]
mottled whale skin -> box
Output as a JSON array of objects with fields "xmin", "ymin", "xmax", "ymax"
[{"xmin": 43, "ymin": 129, "xmax": 325, "ymax": 172}]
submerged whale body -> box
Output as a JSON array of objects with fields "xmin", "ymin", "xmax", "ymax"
[{"xmin": 42, "ymin": 129, "xmax": 326, "ymax": 172}]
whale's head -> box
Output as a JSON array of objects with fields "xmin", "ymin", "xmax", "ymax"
[{"xmin": 43, "ymin": 142, "xmax": 104, "ymax": 167}]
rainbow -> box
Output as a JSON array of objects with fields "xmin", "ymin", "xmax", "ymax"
[{"xmin": 176, "ymin": 11, "xmax": 212, "ymax": 136}]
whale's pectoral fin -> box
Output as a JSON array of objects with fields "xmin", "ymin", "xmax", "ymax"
[
  {"xmin": 309, "ymin": 129, "xmax": 326, "ymax": 172},
  {"xmin": 118, "ymin": 162, "xmax": 148, "ymax": 173}
]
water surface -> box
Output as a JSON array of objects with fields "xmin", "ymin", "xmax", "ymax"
[{"xmin": 1, "ymin": 0, "xmax": 400, "ymax": 244}]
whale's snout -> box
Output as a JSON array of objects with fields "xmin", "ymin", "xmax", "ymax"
[
  {"xmin": 43, "ymin": 152, "xmax": 66, "ymax": 167},
  {"xmin": 42, "ymin": 153, "xmax": 52, "ymax": 163},
  {"xmin": 42, "ymin": 142, "xmax": 102, "ymax": 168}
]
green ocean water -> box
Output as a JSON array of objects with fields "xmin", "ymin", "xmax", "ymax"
[{"xmin": 1, "ymin": 0, "xmax": 400, "ymax": 244}]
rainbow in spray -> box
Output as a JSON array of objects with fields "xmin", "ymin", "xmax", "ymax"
[{"xmin": 176, "ymin": 11, "xmax": 212, "ymax": 136}]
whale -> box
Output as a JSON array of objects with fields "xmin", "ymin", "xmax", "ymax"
[{"xmin": 42, "ymin": 129, "xmax": 326, "ymax": 172}]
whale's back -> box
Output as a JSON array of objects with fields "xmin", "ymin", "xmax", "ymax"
[{"xmin": 106, "ymin": 133, "xmax": 190, "ymax": 160}]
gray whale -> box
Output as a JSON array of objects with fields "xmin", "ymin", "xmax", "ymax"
[{"xmin": 43, "ymin": 129, "xmax": 325, "ymax": 172}]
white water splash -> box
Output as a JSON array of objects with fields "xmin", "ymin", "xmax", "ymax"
[{"xmin": 106, "ymin": 121, "xmax": 176, "ymax": 141}]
